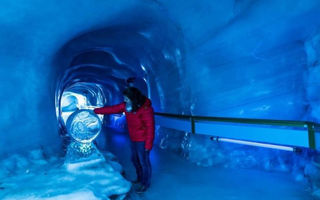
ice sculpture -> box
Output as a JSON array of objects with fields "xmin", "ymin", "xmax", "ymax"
[
  {"xmin": 66, "ymin": 109, "xmax": 101, "ymax": 143},
  {"xmin": 64, "ymin": 109, "xmax": 104, "ymax": 166}
]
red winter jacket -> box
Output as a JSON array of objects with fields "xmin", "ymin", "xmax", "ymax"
[{"xmin": 94, "ymin": 98, "xmax": 155, "ymax": 150}]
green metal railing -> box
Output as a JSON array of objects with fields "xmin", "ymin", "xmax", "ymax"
[{"xmin": 154, "ymin": 112, "xmax": 320, "ymax": 149}]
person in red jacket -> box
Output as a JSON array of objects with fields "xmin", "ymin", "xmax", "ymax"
[{"xmin": 94, "ymin": 87, "xmax": 155, "ymax": 193}]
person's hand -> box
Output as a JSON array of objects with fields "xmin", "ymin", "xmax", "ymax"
[{"xmin": 86, "ymin": 106, "xmax": 96, "ymax": 110}]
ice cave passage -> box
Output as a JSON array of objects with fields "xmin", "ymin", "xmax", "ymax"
[{"xmin": 0, "ymin": 1, "xmax": 320, "ymax": 199}]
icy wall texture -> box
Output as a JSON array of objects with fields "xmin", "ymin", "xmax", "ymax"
[
  {"xmin": 1, "ymin": 0, "xmax": 320, "ymax": 157},
  {"xmin": 305, "ymin": 30, "xmax": 320, "ymax": 122},
  {"xmin": 0, "ymin": 0, "xmax": 144, "ymax": 156},
  {"xmin": 182, "ymin": 1, "xmax": 320, "ymax": 119}
]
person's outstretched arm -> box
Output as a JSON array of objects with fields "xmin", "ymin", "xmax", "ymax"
[
  {"xmin": 141, "ymin": 106, "xmax": 155, "ymax": 151},
  {"xmin": 94, "ymin": 103, "xmax": 126, "ymax": 115}
]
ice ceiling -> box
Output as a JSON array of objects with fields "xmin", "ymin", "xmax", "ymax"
[{"xmin": 0, "ymin": 0, "xmax": 320, "ymax": 155}]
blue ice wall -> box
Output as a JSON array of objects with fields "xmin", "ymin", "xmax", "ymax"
[
  {"xmin": 178, "ymin": 1, "xmax": 320, "ymax": 120},
  {"xmin": 1, "ymin": 0, "xmax": 320, "ymax": 156},
  {"xmin": 0, "ymin": 0, "xmax": 141, "ymax": 155}
]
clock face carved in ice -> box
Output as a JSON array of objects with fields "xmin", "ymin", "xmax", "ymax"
[{"xmin": 66, "ymin": 109, "xmax": 102, "ymax": 143}]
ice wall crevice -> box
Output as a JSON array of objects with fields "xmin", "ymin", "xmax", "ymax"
[
  {"xmin": 54, "ymin": 14, "xmax": 186, "ymax": 118},
  {"xmin": 52, "ymin": 10, "xmax": 187, "ymax": 154}
]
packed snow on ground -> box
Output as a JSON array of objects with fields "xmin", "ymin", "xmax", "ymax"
[{"xmin": 0, "ymin": 149, "xmax": 131, "ymax": 200}]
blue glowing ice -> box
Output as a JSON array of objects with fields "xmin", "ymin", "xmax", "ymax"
[
  {"xmin": 61, "ymin": 93, "xmax": 79, "ymax": 112},
  {"xmin": 66, "ymin": 110, "xmax": 102, "ymax": 143},
  {"xmin": 1, "ymin": 0, "xmax": 320, "ymax": 198}
]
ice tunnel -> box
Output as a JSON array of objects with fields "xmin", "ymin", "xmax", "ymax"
[{"xmin": 1, "ymin": 0, "xmax": 320, "ymax": 199}]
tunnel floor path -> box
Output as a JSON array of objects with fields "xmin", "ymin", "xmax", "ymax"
[{"xmin": 102, "ymin": 128, "xmax": 313, "ymax": 200}]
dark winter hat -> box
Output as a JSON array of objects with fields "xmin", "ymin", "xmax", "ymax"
[{"xmin": 122, "ymin": 87, "xmax": 146, "ymax": 112}]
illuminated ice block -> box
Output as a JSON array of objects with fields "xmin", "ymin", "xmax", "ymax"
[
  {"xmin": 66, "ymin": 109, "xmax": 102, "ymax": 143},
  {"xmin": 65, "ymin": 109, "xmax": 104, "ymax": 165}
]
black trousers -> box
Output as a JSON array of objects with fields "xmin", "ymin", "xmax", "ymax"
[{"xmin": 130, "ymin": 141, "xmax": 152, "ymax": 187}]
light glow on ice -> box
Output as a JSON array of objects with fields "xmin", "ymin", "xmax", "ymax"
[
  {"xmin": 66, "ymin": 109, "xmax": 102, "ymax": 143},
  {"xmin": 211, "ymin": 137, "xmax": 295, "ymax": 151}
]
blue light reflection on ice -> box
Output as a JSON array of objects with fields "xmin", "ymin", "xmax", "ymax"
[{"xmin": 66, "ymin": 109, "xmax": 102, "ymax": 143}]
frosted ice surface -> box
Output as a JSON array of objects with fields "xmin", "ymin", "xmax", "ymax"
[
  {"xmin": 0, "ymin": 149, "xmax": 131, "ymax": 200},
  {"xmin": 61, "ymin": 94, "xmax": 78, "ymax": 112},
  {"xmin": 66, "ymin": 109, "xmax": 102, "ymax": 143},
  {"xmin": 4, "ymin": 190, "xmax": 101, "ymax": 200}
]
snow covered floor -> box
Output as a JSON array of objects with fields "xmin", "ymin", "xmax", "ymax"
[
  {"xmin": 0, "ymin": 128, "xmax": 314, "ymax": 200},
  {"xmin": 0, "ymin": 149, "xmax": 131, "ymax": 200},
  {"xmin": 105, "ymin": 129, "xmax": 314, "ymax": 200},
  {"xmin": 136, "ymin": 148, "xmax": 313, "ymax": 200}
]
